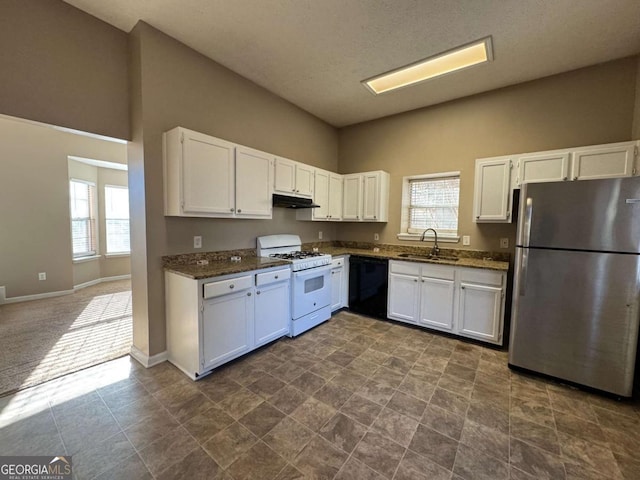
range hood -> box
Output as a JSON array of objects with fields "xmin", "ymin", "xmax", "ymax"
[{"xmin": 272, "ymin": 194, "xmax": 320, "ymax": 209}]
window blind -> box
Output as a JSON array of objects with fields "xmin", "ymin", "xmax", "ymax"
[
  {"xmin": 408, "ymin": 176, "xmax": 460, "ymax": 234},
  {"xmin": 105, "ymin": 185, "xmax": 130, "ymax": 254}
]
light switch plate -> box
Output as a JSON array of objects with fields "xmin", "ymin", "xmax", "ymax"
[
  {"xmin": 318, "ymin": 231, "xmax": 323, "ymax": 240},
  {"xmin": 500, "ymin": 237, "xmax": 509, "ymax": 248},
  {"xmin": 193, "ymin": 236, "xmax": 202, "ymax": 248},
  {"xmin": 462, "ymin": 235, "xmax": 470, "ymax": 246},
  {"xmin": 38, "ymin": 272, "xmax": 46, "ymax": 281},
  {"xmin": 374, "ymin": 233, "xmax": 380, "ymax": 241}
]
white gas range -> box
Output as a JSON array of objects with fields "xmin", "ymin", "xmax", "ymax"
[{"xmin": 257, "ymin": 234, "xmax": 332, "ymax": 336}]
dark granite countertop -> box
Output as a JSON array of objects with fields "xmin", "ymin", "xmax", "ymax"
[
  {"xmin": 321, "ymin": 247, "xmax": 509, "ymax": 272},
  {"xmin": 165, "ymin": 257, "xmax": 290, "ymax": 280}
]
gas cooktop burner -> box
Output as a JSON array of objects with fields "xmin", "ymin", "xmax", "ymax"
[{"xmin": 269, "ymin": 251, "xmax": 325, "ymax": 260}]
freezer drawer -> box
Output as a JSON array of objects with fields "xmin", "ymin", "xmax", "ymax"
[{"xmin": 509, "ymin": 248, "xmax": 640, "ymax": 396}]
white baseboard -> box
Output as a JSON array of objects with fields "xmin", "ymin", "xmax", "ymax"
[
  {"xmin": 0, "ymin": 274, "xmax": 131, "ymax": 305},
  {"xmin": 74, "ymin": 274, "xmax": 131, "ymax": 291},
  {"xmin": 1, "ymin": 288, "xmax": 75, "ymax": 304},
  {"xmin": 130, "ymin": 345, "xmax": 168, "ymax": 368}
]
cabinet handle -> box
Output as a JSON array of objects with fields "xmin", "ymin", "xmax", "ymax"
[
  {"xmin": 573, "ymin": 176, "xmax": 578, "ymax": 181},
  {"xmin": 421, "ymin": 279, "xmax": 424, "ymax": 283},
  {"xmin": 563, "ymin": 176, "xmax": 568, "ymax": 181},
  {"xmin": 256, "ymin": 290, "xmax": 261, "ymax": 295},
  {"xmin": 374, "ymin": 215, "xmax": 377, "ymax": 219},
  {"xmin": 230, "ymin": 208, "xmax": 235, "ymax": 212},
  {"xmin": 229, "ymin": 284, "xmax": 235, "ymax": 289},
  {"xmin": 476, "ymin": 215, "xmax": 480, "ymax": 219},
  {"xmin": 247, "ymin": 292, "xmax": 252, "ymax": 296},
  {"xmin": 461, "ymin": 286, "xmax": 465, "ymax": 289},
  {"xmin": 237, "ymin": 209, "xmax": 242, "ymax": 213},
  {"xmin": 275, "ymin": 275, "xmax": 279, "ymax": 279},
  {"xmin": 414, "ymin": 279, "xmax": 417, "ymax": 282}
]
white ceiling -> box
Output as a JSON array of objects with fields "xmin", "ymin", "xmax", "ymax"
[{"xmin": 64, "ymin": 0, "xmax": 640, "ymax": 127}]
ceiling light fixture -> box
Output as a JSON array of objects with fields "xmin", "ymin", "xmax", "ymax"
[{"xmin": 363, "ymin": 36, "xmax": 494, "ymax": 95}]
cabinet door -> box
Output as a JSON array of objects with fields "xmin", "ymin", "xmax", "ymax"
[
  {"xmin": 235, "ymin": 147, "xmax": 272, "ymax": 218},
  {"xmin": 295, "ymin": 164, "xmax": 315, "ymax": 198},
  {"xmin": 202, "ymin": 290, "xmax": 253, "ymax": 370},
  {"xmin": 419, "ymin": 277, "xmax": 455, "ymax": 332},
  {"xmin": 274, "ymin": 157, "xmax": 297, "ymax": 194},
  {"xmin": 328, "ymin": 173, "xmax": 343, "ymax": 221},
  {"xmin": 182, "ymin": 131, "xmax": 235, "ymax": 215},
  {"xmin": 330, "ymin": 266, "xmax": 344, "ymax": 311},
  {"xmin": 362, "ymin": 172, "xmax": 379, "ymax": 221},
  {"xmin": 343, "ymin": 174, "xmax": 362, "ymax": 221},
  {"xmin": 313, "ymin": 169, "xmax": 330, "ymax": 220},
  {"xmin": 255, "ymin": 281, "xmax": 290, "ymax": 347},
  {"xmin": 517, "ymin": 152, "xmax": 569, "ymax": 186},
  {"xmin": 473, "ymin": 158, "xmax": 512, "ymax": 222},
  {"xmin": 571, "ymin": 144, "xmax": 635, "ymax": 181},
  {"xmin": 387, "ymin": 273, "xmax": 419, "ymax": 324},
  {"xmin": 458, "ymin": 283, "xmax": 503, "ymax": 343}
]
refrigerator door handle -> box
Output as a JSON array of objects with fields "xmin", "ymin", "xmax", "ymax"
[
  {"xmin": 519, "ymin": 248, "xmax": 529, "ymax": 296},
  {"xmin": 522, "ymin": 197, "xmax": 533, "ymax": 248}
]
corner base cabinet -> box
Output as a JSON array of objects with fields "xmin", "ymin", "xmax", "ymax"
[
  {"xmin": 388, "ymin": 260, "xmax": 506, "ymax": 345},
  {"xmin": 165, "ymin": 266, "xmax": 291, "ymax": 379}
]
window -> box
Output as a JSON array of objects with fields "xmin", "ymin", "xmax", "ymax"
[
  {"xmin": 399, "ymin": 172, "xmax": 460, "ymax": 241},
  {"xmin": 70, "ymin": 179, "xmax": 97, "ymax": 257},
  {"xmin": 105, "ymin": 185, "xmax": 130, "ymax": 254}
]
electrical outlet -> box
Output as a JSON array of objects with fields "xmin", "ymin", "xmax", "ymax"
[
  {"xmin": 318, "ymin": 231, "xmax": 323, "ymax": 240},
  {"xmin": 193, "ymin": 236, "xmax": 202, "ymax": 248},
  {"xmin": 38, "ymin": 272, "xmax": 46, "ymax": 281},
  {"xmin": 463, "ymin": 235, "xmax": 470, "ymax": 246},
  {"xmin": 500, "ymin": 237, "xmax": 509, "ymax": 248},
  {"xmin": 374, "ymin": 233, "xmax": 380, "ymax": 241}
]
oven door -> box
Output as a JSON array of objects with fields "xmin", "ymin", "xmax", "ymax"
[{"xmin": 291, "ymin": 265, "xmax": 332, "ymax": 320}]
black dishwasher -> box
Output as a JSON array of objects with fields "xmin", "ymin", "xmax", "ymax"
[{"xmin": 349, "ymin": 256, "xmax": 389, "ymax": 320}]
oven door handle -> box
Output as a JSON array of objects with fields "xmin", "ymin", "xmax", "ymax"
[{"xmin": 293, "ymin": 264, "xmax": 332, "ymax": 278}]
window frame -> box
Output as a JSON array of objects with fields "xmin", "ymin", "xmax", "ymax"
[
  {"xmin": 69, "ymin": 178, "xmax": 98, "ymax": 258},
  {"xmin": 397, "ymin": 171, "xmax": 461, "ymax": 243},
  {"xmin": 104, "ymin": 184, "xmax": 131, "ymax": 255}
]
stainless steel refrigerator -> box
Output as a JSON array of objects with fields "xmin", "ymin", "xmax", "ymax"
[{"xmin": 509, "ymin": 176, "xmax": 640, "ymax": 397}]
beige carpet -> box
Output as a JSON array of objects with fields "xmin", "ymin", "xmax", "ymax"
[{"xmin": 0, "ymin": 280, "xmax": 132, "ymax": 396}]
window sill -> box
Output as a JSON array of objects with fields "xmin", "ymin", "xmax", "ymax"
[
  {"xmin": 396, "ymin": 233, "xmax": 460, "ymax": 243},
  {"xmin": 105, "ymin": 253, "xmax": 130, "ymax": 259},
  {"xmin": 73, "ymin": 255, "xmax": 101, "ymax": 264}
]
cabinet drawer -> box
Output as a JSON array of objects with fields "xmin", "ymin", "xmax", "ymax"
[
  {"xmin": 331, "ymin": 257, "xmax": 345, "ymax": 268},
  {"xmin": 203, "ymin": 275, "xmax": 253, "ymax": 299},
  {"xmin": 390, "ymin": 260, "xmax": 420, "ymax": 276},
  {"xmin": 421, "ymin": 264, "xmax": 455, "ymax": 280},
  {"xmin": 256, "ymin": 268, "xmax": 291, "ymax": 286},
  {"xmin": 459, "ymin": 268, "xmax": 503, "ymax": 286}
]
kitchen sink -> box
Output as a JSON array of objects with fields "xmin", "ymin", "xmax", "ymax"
[{"xmin": 397, "ymin": 253, "xmax": 459, "ymax": 262}]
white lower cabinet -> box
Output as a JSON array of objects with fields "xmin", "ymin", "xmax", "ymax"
[
  {"xmin": 419, "ymin": 277, "xmax": 455, "ymax": 332},
  {"xmin": 255, "ymin": 276, "xmax": 291, "ymax": 347},
  {"xmin": 202, "ymin": 288, "xmax": 253, "ymax": 370},
  {"xmin": 388, "ymin": 261, "xmax": 506, "ymax": 345},
  {"xmin": 330, "ymin": 256, "xmax": 349, "ymax": 311},
  {"xmin": 165, "ymin": 266, "xmax": 291, "ymax": 379}
]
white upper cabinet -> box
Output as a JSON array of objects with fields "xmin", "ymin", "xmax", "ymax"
[
  {"xmin": 571, "ymin": 143, "xmax": 636, "ymax": 181},
  {"xmin": 235, "ymin": 146, "xmax": 273, "ymax": 218},
  {"xmin": 516, "ymin": 152, "xmax": 570, "ymax": 186},
  {"xmin": 298, "ymin": 169, "xmax": 343, "ymax": 221},
  {"xmin": 473, "ymin": 157, "xmax": 513, "ymax": 223},
  {"xmin": 342, "ymin": 171, "xmax": 390, "ymax": 222},
  {"xmin": 163, "ymin": 127, "xmax": 271, "ymax": 219},
  {"xmin": 473, "ymin": 140, "xmax": 638, "ymax": 223},
  {"xmin": 164, "ymin": 127, "xmax": 235, "ymax": 216},
  {"xmin": 342, "ymin": 174, "xmax": 363, "ymax": 221},
  {"xmin": 274, "ymin": 157, "xmax": 314, "ymax": 198}
]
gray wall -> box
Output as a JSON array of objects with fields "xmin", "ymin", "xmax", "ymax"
[
  {"xmin": 129, "ymin": 23, "xmax": 339, "ymax": 356},
  {"xmin": 337, "ymin": 57, "xmax": 638, "ymax": 252},
  {"xmin": 0, "ymin": 0, "xmax": 129, "ymax": 140},
  {"xmin": 0, "ymin": 116, "xmax": 127, "ymax": 298}
]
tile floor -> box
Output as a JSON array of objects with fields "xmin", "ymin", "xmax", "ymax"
[{"xmin": 1, "ymin": 310, "xmax": 640, "ymax": 479}]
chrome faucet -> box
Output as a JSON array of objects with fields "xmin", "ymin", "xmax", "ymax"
[{"xmin": 420, "ymin": 228, "xmax": 440, "ymax": 257}]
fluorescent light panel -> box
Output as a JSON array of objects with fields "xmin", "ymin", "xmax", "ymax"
[{"xmin": 364, "ymin": 37, "xmax": 493, "ymax": 94}]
